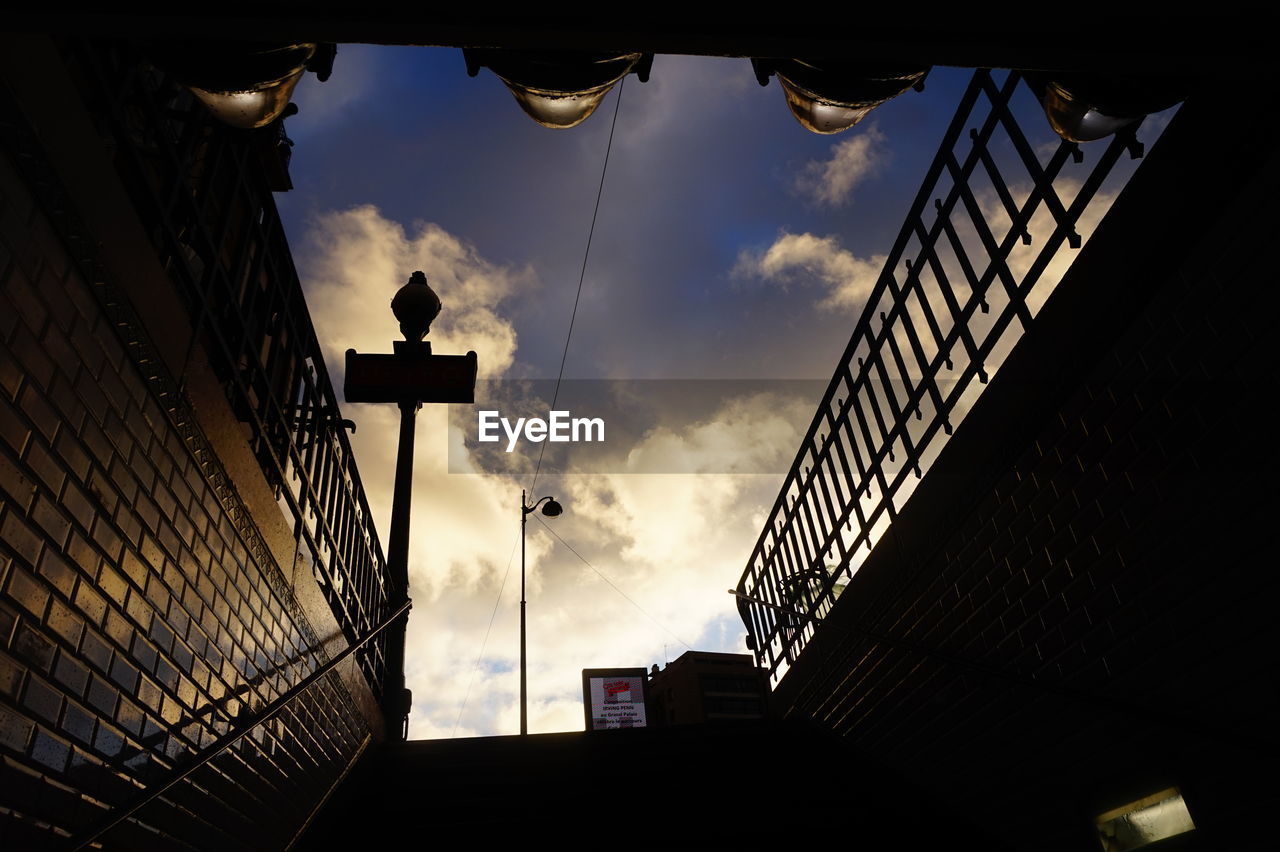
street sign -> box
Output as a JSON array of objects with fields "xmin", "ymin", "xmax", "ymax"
[{"xmin": 344, "ymin": 348, "xmax": 478, "ymax": 404}]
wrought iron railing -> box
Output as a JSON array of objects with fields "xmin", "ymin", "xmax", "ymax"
[
  {"xmin": 64, "ymin": 41, "xmax": 396, "ymax": 697},
  {"xmin": 68, "ymin": 599, "xmax": 411, "ymax": 851},
  {"xmin": 736, "ymin": 70, "xmax": 1147, "ymax": 682}
]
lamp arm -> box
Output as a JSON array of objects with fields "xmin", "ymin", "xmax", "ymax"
[{"xmin": 522, "ymin": 495, "xmax": 555, "ymax": 516}]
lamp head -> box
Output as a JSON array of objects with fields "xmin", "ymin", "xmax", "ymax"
[
  {"xmin": 1026, "ymin": 74, "xmax": 1189, "ymax": 143},
  {"xmin": 761, "ymin": 60, "xmax": 928, "ymax": 134},
  {"xmin": 390, "ymin": 271, "xmax": 442, "ymax": 342},
  {"xmin": 147, "ymin": 41, "xmax": 317, "ymax": 129},
  {"xmin": 541, "ymin": 498, "xmax": 563, "ymax": 518},
  {"xmin": 466, "ymin": 49, "xmax": 643, "ymax": 129}
]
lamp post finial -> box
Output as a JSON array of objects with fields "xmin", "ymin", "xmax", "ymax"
[{"xmin": 391, "ymin": 270, "xmax": 442, "ymax": 342}]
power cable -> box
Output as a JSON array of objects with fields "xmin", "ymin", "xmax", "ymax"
[
  {"xmin": 456, "ymin": 81, "xmax": 627, "ymax": 735},
  {"xmin": 529, "ymin": 77, "xmax": 625, "ymax": 495}
]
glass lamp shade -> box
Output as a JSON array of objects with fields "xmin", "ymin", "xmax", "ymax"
[
  {"xmin": 772, "ymin": 61, "xmax": 928, "ymax": 134},
  {"xmin": 470, "ymin": 50, "xmax": 641, "ymax": 129},
  {"xmin": 189, "ymin": 71, "xmax": 305, "ymax": 130},
  {"xmin": 506, "ymin": 86, "xmax": 615, "ymax": 129},
  {"xmin": 1033, "ymin": 75, "xmax": 1189, "ymax": 143},
  {"xmin": 147, "ymin": 41, "xmax": 316, "ymax": 129},
  {"xmin": 777, "ymin": 76, "xmax": 875, "ymax": 134},
  {"xmin": 1041, "ymin": 82, "xmax": 1141, "ymax": 142}
]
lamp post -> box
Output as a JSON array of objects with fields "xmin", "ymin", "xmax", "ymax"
[
  {"xmin": 343, "ymin": 271, "xmax": 478, "ymax": 741},
  {"xmin": 381, "ymin": 273, "xmax": 439, "ymax": 741},
  {"xmin": 520, "ymin": 490, "xmax": 563, "ymax": 736}
]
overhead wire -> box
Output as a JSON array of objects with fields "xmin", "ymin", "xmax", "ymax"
[
  {"xmin": 454, "ymin": 80, "xmax": 627, "ymax": 735},
  {"xmin": 529, "ymin": 76, "xmax": 626, "ymax": 495}
]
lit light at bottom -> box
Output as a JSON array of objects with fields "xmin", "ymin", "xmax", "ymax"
[{"xmin": 1095, "ymin": 788, "xmax": 1195, "ymax": 851}]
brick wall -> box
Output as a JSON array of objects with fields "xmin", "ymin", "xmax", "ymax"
[
  {"xmin": 772, "ymin": 90, "xmax": 1279, "ymax": 850},
  {"xmin": 0, "ymin": 101, "xmax": 369, "ymax": 852}
]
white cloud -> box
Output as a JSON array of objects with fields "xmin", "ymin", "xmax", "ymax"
[
  {"xmin": 622, "ymin": 392, "xmax": 809, "ymax": 476},
  {"xmin": 395, "ymin": 392, "xmax": 793, "ymax": 738},
  {"xmin": 301, "ymin": 204, "xmax": 528, "ymax": 379},
  {"xmin": 978, "ymin": 178, "xmax": 1118, "ymax": 321},
  {"xmin": 733, "ymin": 231, "xmax": 885, "ymax": 313},
  {"xmin": 794, "ymin": 125, "xmax": 887, "ymax": 206}
]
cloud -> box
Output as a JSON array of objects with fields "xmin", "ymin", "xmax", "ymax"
[
  {"xmin": 622, "ymin": 392, "xmax": 809, "ymax": 476},
  {"xmin": 733, "ymin": 232, "xmax": 885, "ymax": 313},
  {"xmin": 977, "ymin": 178, "xmax": 1118, "ymax": 321},
  {"xmin": 300, "ymin": 204, "xmax": 529, "ymax": 379},
  {"xmin": 793, "ymin": 125, "xmax": 887, "ymax": 206},
  {"xmin": 394, "ymin": 390, "xmax": 798, "ymax": 738}
]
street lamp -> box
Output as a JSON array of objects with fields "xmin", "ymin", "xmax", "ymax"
[
  {"xmin": 343, "ymin": 271, "xmax": 478, "ymax": 740},
  {"xmin": 520, "ymin": 490, "xmax": 563, "ymax": 735}
]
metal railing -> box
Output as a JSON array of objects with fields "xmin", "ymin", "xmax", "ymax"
[
  {"xmin": 66, "ymin": 41, "xmax": 396, "ymax": 697},
  {"xmin": 735, "ymin": 70, "xmax": 1145, "ymax": 682},
  {"xmin": 68, "ymin": 599, "xmax": 411, "ymax": 851}
]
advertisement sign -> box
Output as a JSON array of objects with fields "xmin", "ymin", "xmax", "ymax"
[{"xmin": 582, "ymin": 668, "xmax": 649, "ymax": 731}]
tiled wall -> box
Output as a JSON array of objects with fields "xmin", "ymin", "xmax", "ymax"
[
  {"xmin": 0, "ymin": 126, "xmax": 368, "ymax": 849},
  {"xmin": 774, "ymin": 98, "xmax": 1277, "ymax": 850}
]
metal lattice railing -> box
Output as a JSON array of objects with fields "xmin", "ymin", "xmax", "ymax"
[
  {"xmin": 736, "ymin": 69, "xmax": 1147, "ymax": 682},
  {"xmin": 66, "ymin": 41, "xmax": 395, "ymax": 697}
]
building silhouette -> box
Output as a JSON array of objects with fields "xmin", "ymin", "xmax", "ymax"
[
  {"xmin": 1, "ymin": 23, "xmax": 1275, "ymax": 851},
  {"xmin": 647, "ymin": 651, "xmax": 769, "ymax": 726},
  {"xmin": 732, "ymin": 66, "xmax": 1277, "ymax": 852}
]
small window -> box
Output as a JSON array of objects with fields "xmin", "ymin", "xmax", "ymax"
[{"xmin": 1095, "ymin": 787, "xmax": 1195, "ymax": 851}]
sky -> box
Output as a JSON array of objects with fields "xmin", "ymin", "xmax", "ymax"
[{"xmin": 271, "ymin": 46, "xmax": 1155, "ymax": 738}]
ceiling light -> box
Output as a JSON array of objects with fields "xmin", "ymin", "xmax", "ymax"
[
  {"xmin": 1027, "ymin": 74, "xmax": 1188, "ymax": 143},
  {"xmin": 147, "ymin": 41, "xmax": 328, "ymax": 129},
  {"xmin": 1095, "ymin": 787, "xmax": 1196, "ymax": 851},
  {"xmin": 754, "ymin": 59, "xmax": 929, "ymax": 134},
  {"xmin": 465, "ymin": 49, "xmax": 651, "ymax": 129}
]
